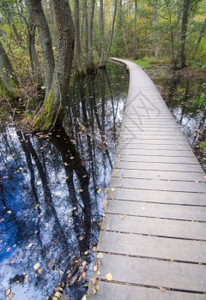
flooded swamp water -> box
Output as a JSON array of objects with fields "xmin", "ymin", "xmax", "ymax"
[
  {"xmin": 0, "ymin": 62, "xmax": 205, "ymax": 300},
  {"xmin": 0, "ymin": 64, "xmax": 129, "ymax": 300}
]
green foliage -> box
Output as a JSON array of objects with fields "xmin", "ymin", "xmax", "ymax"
[
  {"xmin": 200, "ymin": 141, "xmax": 206, "ymax": 151},
  {"xmin": 194, "ymin": 93, "xmax": 206, "ymax": 109},
  {"xmin": 133, "ymin": 59, "xmax": 150, "ymax": 68}
]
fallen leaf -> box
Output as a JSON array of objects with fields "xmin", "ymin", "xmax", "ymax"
[
  {"xmin": 37, "ymin": 181, "xmax": 42, "ymax": 185},
  {"xmin": 120, "ymin": 215, "xmax": 126, "ymax": 220},
  {"xmin": 5, "ymin": 289, "xmax": 11, "ymax": 297},
  {"xmin": 106, "ymin": 273, "xmax": 113, "ymax": 281},
  {"xmin": 82, "ymin": 296, "xmax": 87, "ymax": 300},
  {"xmin": 97, "ymin": 253, "xmax": 104, "ymax": 259},
  {"xmin": 93, "ymin": 265, "xmax": 98, "ymax": 272},
  {"xmin": 38, "ymin": 268, "xmax": 43, "ymax": 274},
  {"xmin": 28, "ymin": 243, "xmax": 33, "ymax": 248},
  {"xmin": 33, "ymin": 262, "xmax": 40, "ymax": 270}
]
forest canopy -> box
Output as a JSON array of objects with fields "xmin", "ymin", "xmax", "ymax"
[{"xmin": 0, "ymin": 0, "xmax": 205, "ymax": 130}]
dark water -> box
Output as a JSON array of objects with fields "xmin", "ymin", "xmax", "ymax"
[
  {"xmin": 0, "ymin": 64, "xmax": 129, "ymax": 299},
  {"xmin": 148, "ymin": 67, "xmax": 206, "ymax": 172}
]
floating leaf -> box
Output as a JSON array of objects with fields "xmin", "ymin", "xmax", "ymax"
[
  {"xmin": 38, "ymin": 268, "xmax": 43, "ymax": 274},
  {"xmin": 28, "ymin": 243, "xmax": 33, "ymax": 248},
  {"xmin": 5, "ymin": 289, "xmax": 11, "ymax": 297},
  {"xmin": 37, "ymin": 181, "xmax": 42, "ymax": 186},
  {"xmin": 106, "ymin": 273, "xmax": 113, "ymax": 281},
  {"xmin": 33, "ymin": 262, "xmax": 40, "ymax": 270}
]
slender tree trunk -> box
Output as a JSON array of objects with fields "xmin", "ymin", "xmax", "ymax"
[
  {"xmin": 83, "ymin": 0, "xmax": 89, "ymax": 63},
  {"xmin": 0, "ymin": 40, "xmax": 18, "ymax": 91},
  {"xmin": 193, "ymin": 17, "xmax": 206, "ymax": 60},
  {"xmin": 34, "ymin": 0, "xmax": 75, "ymax": 131},
  {"xmin": 133, "ymin": 0, "xmax": 138, "ymax": 59},
  {"xmin": 26, "ymin": 0, "xmax": 55, "ymax": 94},
  {"xmin": 106, "ymin": 0, "xmax": 118, "ymax": 62},
  {"xmin": 153, "ymin": 0, "xmax": 158, "ymax": 57},
  {"xmin": 99, "ymin": 0, "xmax": 105, "ymax": 65},
  {"xmin": 179, "ymin": 0, "xmax": 191, "ymax": 68},
  {"xmin": 88, "ymin": 0, "xmax": 95, "ymax": 65},
  {"xmin": 74, "ymin": 0, "xmax": 82, "ymax": 73}
]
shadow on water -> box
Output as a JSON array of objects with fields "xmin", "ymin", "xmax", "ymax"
[
  {"xmin": 0, "ymin": 64, "xmax": 129, "ymax": 299},
  {"xmin": 149, "ymin": 68, "xmax": 206, "ymax": 172}
]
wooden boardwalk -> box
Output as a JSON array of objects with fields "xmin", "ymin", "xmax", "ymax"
[{"xmin": 87, "ymin": 59, "xmax": 206, "ymax": 299}]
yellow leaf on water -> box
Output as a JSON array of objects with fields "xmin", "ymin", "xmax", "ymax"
[
  {"xmin": 5, "ymin": 289, "xmax": 11, "ymax": 296},
  {"xmin": 33, "ymin": 262, "xmax": 40, "ymax": 270},
  {"xmin": 106, "ymin": 273, "xmax": 113, "ymax": 281},
  {"xmin": 28, "ymin": 243, "xmax": 33, "ymax": 248}
]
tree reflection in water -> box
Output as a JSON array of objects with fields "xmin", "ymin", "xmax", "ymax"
[{"xmin": 0, "ymin": 65, "xmax": 128, "ymax": 299}]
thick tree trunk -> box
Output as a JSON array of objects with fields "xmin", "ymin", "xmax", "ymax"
[
  {"xmin": 0, "ymin": 40, "xmax": 18, "ymax": 91},
  {"xmin": 26, "ymin": 0, "xmax": 54, "ymax": 94},
  {"xmin": 26, "ymin": 4, "xmax": 42, "ymax": 83},
  {"xmin": 34, "ymin": 0, "xmax": 75, "ymax": 131},
  {"xmin": 74, "ymin": 0, "xmax": 82, "ymax": 73},
  {"xmin": 179, "ymin": 0, "xmax": 191, "ymax": 68}
]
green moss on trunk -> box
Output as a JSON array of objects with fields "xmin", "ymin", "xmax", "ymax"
[{"xmin": 33, "ymin": 90, "xmax": 55, "ymax": 131}]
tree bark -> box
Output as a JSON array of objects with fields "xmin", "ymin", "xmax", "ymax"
[
  {"xmin": 34, "ymin": 0, "xmax": 75, "ymax": 131},
  {"xmin": 193, "ymin": 17, "xmax": 206, "ymax": 60},
  {"xmin": 88, "ymin": 0, "xmax": 95, "ymax": 66},
  {"xmin": 0, "ymin": 40, "xmax": 18, "ymax": 91},
  {"xmin": 133, "ymin": 0, "xmax": 138, "ymax": 59},
  {"xmin": 26, "ymin": 0, "xmax": 55, "ymax": 94},
  {"xmin": 105, "ymin": 0, "xmax": 118, "ymax": 62},
  {"xmin": 153, "ymin": 0, "xmax": 158, "ymax": 57},
  {"xmin": 74, "ymin": 0, "xmax": 82, "ymax": 73},
  {"xmin": 179, "ymin": 0, "xmax": 191, "ymax": 68},
  {"xmin": 99, "ymin": 0, "xmax": 105, "ymax": 65},
  {"xmin": 26, "ymin": 3, "xmax": 42, "ymax": 83}
]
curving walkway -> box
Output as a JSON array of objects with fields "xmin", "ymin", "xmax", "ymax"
[{"xmin": 87, "ymin": 58, "xmax": 206, "ymax": 299}]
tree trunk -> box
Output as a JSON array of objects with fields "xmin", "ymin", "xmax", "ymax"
[
  {"xmin": 0, "ymin": 40, "xmax": 18, "ymax": 91},
  {"xmin": 83, "ymin": 0, "xmax": 89, "ymax": 63},
  {"xmin": 179, "ymin": 0, "xmax": 191, "ymax": 68},
  {"xmin": 99, "ymin": 0, "xmax": 105, "ymax": 65},
  {"xmin": 153, "ymin": 0, "xmax": 158, "ymax": 57},
  {"xmin": 105, "ymin": 0, "xmax": 118, "ymax": 62},
  {"xmin": 26, "ymin": 0, "xmax": 55, "ymax": 94},
  {"xmin": 87, "ymin": 0, "xmax": 95, "ymax": 67},
  {"xmin": 193, "ymin": 17, "xmax": 206, "ymax": 60},
  {"xmin": 133, "ymin": 0, "xmax": 138, "ymax": 59},
  {"xmin": 34, "ymin": 0, "xmax": 75, "ymax": 131},
  {"xmin": 26, "ymin": 4, "xmax": 42, "ymax": 83},
  {"xmin": 74, "ymin": 0, "xmax": 82, "ymax": 73}
]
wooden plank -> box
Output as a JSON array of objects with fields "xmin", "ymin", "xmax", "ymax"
[
  {"xmin": 116, "ymin": 161, "xmax": 203, "ymax": 172},
  {"xmin": 93, "ymin": 253, "xmax": 206, "ymax": 292},
  {"xmin": 110, "ymin": 178, "xmax": 206, "ymax": 193},
  {"xmin": 88, "ymin": 281, "xmax": 206, "ymax": 300},
  {"xmin": 108, "ymin": 188, "xmax": 206, "ymax": 206},
  {"xmin": 116, "ymin": 148, "xmax": 195, "ymax": 157},
  {"xmin": 118, "ymin": 144, "xmax": 191, "ymax": 150},
  {"xmin": 117, "ymin": 155, "xmax": 199, "ymax": 164},
  {"xmin": 97, "ymin": 231, "xmax": 206, "ymax": 263},
  {"xmin": 102, "ymin": 214, "xmax": 206, "ymax": 240},
  {"xmin": 113, "ymin": 168, "xmax": 206, "ymax": 182},
  {"xmin": 106, "ymin": 200, "xmax": 206, "ymax": 221}
]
